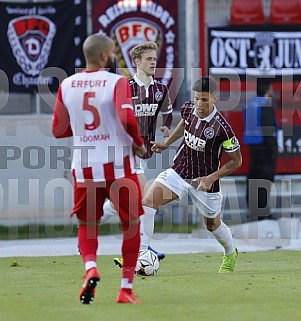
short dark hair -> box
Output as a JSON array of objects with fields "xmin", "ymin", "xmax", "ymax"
[
  {"xmin": 192, "ymin": 77, "xmax": 217, "ymax": 94},
  {"xmin": 257, "ymin": 78, "xmax": 272, "ymax": 96}
]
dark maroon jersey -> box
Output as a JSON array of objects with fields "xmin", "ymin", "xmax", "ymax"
[
  {"xmin": 172, "ymin": 102, "xmax": 240, "ymax": 192},
  {"xmin": 129, "ymin": 75, "xmax": 172, "ymax": 158}
]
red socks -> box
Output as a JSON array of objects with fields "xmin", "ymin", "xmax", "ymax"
[
  {"xmin": 121, "ymin": 221, "xmax": 140, "ymax": 269},
  {"xmin": 78, "ymin": 225, "xmax": 98, "ymax": 263}
]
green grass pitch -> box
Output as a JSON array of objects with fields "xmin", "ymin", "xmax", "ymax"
[{"xmin": 0, "ymin": 251, "xmax": 300, "ymax": 321}]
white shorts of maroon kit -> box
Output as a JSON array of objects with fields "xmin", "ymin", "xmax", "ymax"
[
  {"xmin": 135, "ymin": 157, "xmax": 148, "ymax": 175},
  {"xmin": 155, "ymin": 168, "xmax": 223, "ymax": 218}
]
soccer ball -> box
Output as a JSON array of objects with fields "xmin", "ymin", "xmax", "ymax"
[{"xmin": 135, "ymin": 249, "xmax": 160, "ymax": 276}]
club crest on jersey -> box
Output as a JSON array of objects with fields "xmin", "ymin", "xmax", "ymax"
[
  {"xmin": 110, "ymin": 18, "xmax": 162, "ymax": 78},
  {"xmin": 204, "ymin": 127, "xmax": 214, "ymax": 139},
  {"xmin": 7, "ymin": 15, "xmax": 56, "ymax": 76},
  {"xmin": 155, "ymin": 90, "xmax": 163, "ymax": 101}
]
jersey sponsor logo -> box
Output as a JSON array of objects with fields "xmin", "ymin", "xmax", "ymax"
[
  {"xmin": 184, "ymin": 130, "xmax": 206, "ymax": 151},
  {"xmin": 204, "ymin": 127, "xmax": 215, "ymax": 139},
  {"xmin": 134, "ymin": 103, "xmax": 158, "ymax": 116},
  {"xmin": 7, "ymin": 15, "xmax": 56, "ymax": 76}
]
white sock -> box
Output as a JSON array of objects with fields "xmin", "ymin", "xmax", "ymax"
[
  {"xmin": 102, "ymin": 200, "xmax": 117, "ymax": 222},
  {"xmin": 121, "ymin": 278, "xmax": 133, "ymax": 289},
  {"xmin": 210, "ymin": 221, "xmax": 235, "ymax": 255},
  {"xmin": 140, "ymin": 206, "xmax": 156, "ymax": 250},
  {"xmin": 85, "ymin": 261, "xmax": 97, "ymax": 271}
]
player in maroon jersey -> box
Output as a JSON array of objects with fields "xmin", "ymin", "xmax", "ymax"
[
  {"xmin": 52, "ymin": 34, "xmax": 146, "ymax": 304},
  {"xmin": 147, "ymin": 77, "xmax": 242, "ymax": 273},
  {"xmin": 102, "ymin": 41, "xmax": 172, "ymax": 261}
]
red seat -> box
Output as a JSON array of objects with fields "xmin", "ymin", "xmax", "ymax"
[
  {"xmin": 230, "ymin": 0, "xmax": 265, "ymax": 25},
  {"xmin": 270, "ymin": 0, "xmax": 301, "ymax": 24}
]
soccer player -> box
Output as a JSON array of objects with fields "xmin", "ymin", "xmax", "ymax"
[
  {"xmin": 52, "ymin": 34, "xmax": 146, "ymax": 304},
  {"xmin": 102, "ymin": 41, "xmax": 173, "ymax": 262},
  {"xmin": 145, "ymin": 77, "xmax": 242, "ymax": 273}
]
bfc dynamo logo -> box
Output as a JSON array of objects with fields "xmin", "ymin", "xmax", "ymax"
[
  {"xmin": 111, "ymin": 18, "xmax": 162, "ymax": 79},
  {"xmin": 7, "ymin": 15, "xmax": 56, "ymax": 76}
]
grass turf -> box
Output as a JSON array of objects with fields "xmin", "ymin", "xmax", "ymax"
[
  {"xmin": 0, "ymin": 252, "xmax": 300, "ymax": 321},
  {"xmin": 0, "ymin": 222, "xmax": 199, "ymax": 240}
]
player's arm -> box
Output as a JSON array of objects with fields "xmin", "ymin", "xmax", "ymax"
[
  {"xmin": 193, "ymin": 137, "xmax": 242, "ymax": 191},
  {"xmin": 52, "ymin": 85, "xmax": 73, "ymax": 138},
  {"xmin": 209, "ymin": 148, "xmax": 242, "ymax": 180},
  {"xmin": 161, "ymin": 113, "xmax": 173, "ymax": 137},
  {"xmin": 151, "ymin": 119, "xmax": 184, "ymax": 153},
  {"xmin": 114, "ymin": 77, "xmax": 146, "ymax": 153},
  {"xmin": 160, "ymin": 89, "xmax": 173, "ymax": 137}
]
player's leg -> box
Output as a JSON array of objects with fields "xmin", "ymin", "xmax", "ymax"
[
  {"xmin": 109, "ymin": 175, "xmax": 142, "ymax": 303},
  {"xmin": 101, "ymin": 160, "xmax": 147, "ymax": 223},
  {"xmin": 111, "ymin": 171, "xmax": 147, "ymax": 268},
  {"xmin": 108, "ymin": 160, "xmax": 165, "ymax": 262},
  {"xmin": 189, "ymin": 188, "xmax": 237, "ymax": 272},
  {"xmin": 74, "ymin": 179, "xmax": 104, "ymax": 304},
  {"xmin": 141, "ymin": 169, "xmax": 181, "ymax": 252},
  {"xmin": 78, "ymin": 219, "xmax": 101, "ymax": 304},
  {"xmin": 137, "ymin": 171, "xmax": 166, "ymax": 259},
  {"xmin": 101, "ymin": 198, "xmax": 117, "ymax": 223},
  {"xmin": 113, "ymin": 184, "xmax": 168, "ymax": 269},
  {"xmin": 113, "ymin": 169, "xmax": 180, "ymax": 269},
  {"xmin": 205, "ymin": 215, "xmax": 238, "ymax": 273}
]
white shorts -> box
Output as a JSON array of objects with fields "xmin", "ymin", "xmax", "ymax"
[
  {"xmin": 155, "ymin": 168, "xmax": 223, "ymax": 218},
  {"xmin": 135, "ymin": 157, "xmax": 148, "ymax": 175}
]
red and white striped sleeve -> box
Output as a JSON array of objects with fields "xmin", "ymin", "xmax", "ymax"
[
  {"xmin": 114, "ymin": 77, "xmax": 143, "ymax": 146},
  {"xmin": 52, "ymin": 85, "xmax": 73, "ymax": 138}
]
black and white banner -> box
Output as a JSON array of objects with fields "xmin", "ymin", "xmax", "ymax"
[
  {"xmin": 0, "ymin": 0, "xmax": 87, "ymax": 93},
  {"xmin": 208, "ymin": 25, "xmax": 301, "ymax": 79}
]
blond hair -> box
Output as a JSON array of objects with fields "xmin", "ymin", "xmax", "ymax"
[{"xmin": 130, "ymin": 41, "xmax": 158, "ymax": 61}]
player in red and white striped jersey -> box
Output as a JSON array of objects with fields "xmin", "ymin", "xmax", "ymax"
[
  {"xmin": 102, "ymin": 42, "xmax": 172, "ymax": 260},
  {"xmin": 52, "ymin": 34, "xmax": 146, "ymax": 304},
  {"xmin": 145, "ymin": 77, "xmax": 242, "ymax": 273}
]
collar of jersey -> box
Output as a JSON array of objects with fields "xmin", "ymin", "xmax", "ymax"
[
  {"xmin": 193, "ymin": 104, "xmax": 217, "ymax": 122},
  {"xmin": 82, "ymin": 69, "xmax": 105, "ymax": 73},
  {"xmin": 134, "ymin": 74, "xmax": 154, "ymax": 87}
]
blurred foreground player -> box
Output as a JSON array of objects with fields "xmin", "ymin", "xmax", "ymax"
[{"xmin": 52, "ymin": 34, "xmax": 146, "ymax": 304}]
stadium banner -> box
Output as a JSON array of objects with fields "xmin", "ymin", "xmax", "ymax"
[
  {"xmin": 91, "ymin": 0, "xmax": 178, "ymax": 86},
  {"xmin": 208, "ymin": 25, "xmax": 301, "ymax": 79},
  {"xmin": 0, "ymin": 0, "xmax": 87, "ymax": 93}
]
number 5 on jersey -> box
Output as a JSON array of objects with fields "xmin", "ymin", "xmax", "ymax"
[{"xmin": 83, "ymin": 92, "xmax": 100, "ymax": 130}]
